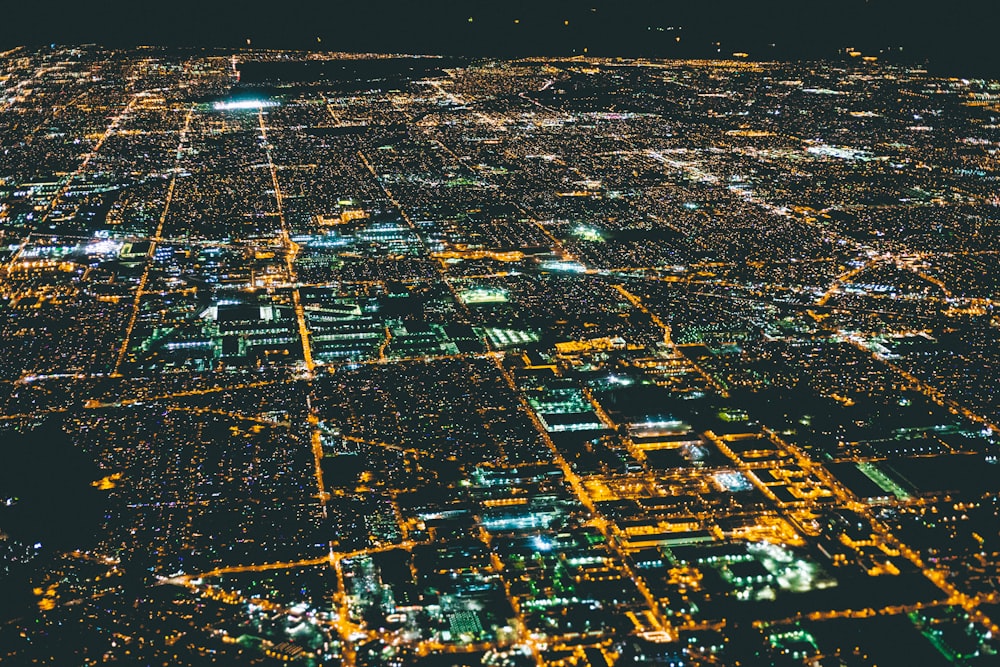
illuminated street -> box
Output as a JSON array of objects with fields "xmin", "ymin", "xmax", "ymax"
[{"xmin": 1, "ymin": 38, "xmax": 1000, "ymax": 667}]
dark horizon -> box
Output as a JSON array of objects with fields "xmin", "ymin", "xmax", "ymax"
[{"xmin": 2, "ymin": 0, "xmax": 999, "ymax": 78}]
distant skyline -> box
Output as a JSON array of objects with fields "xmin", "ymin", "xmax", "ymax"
[{"xmin": 2, "ymin": 0, "xmax": 999, "ymax": 77}]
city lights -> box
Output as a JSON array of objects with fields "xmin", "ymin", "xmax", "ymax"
[
  {"xmin": 212, "ymin": 98, "xmax": 279, "ymax": 111},
  {"xmin": 2, "ymin": 34, "xmax": 999, "ymax": 667}
]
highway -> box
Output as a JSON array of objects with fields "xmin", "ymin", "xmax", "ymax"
[
  {"xmin": 112, "ymin": 103, "xmax": 196, "ymax": 376},
  {"xmin": 258, "ymin": 107, "xmax": 315, "ymax": 376}
]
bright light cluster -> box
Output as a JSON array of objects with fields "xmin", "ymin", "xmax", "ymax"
[{"xmin": 212, "ymin": 99, "xmax": 278, "ymax": 111}]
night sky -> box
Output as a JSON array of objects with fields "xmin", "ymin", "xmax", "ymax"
[{"xmin": 2, "ymin": 1, "xmax": 998, "ymax": 78}]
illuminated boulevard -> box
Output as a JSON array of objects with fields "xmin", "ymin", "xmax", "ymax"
[{"xmin": 1, "ymin": 44, "xmax": 999, "ymax": 667}]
